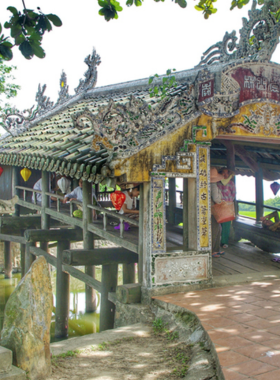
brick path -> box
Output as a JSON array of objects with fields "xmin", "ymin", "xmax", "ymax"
[{"xmin": 154, "ymin": 278, "xmax": 280, "ymax": 380}]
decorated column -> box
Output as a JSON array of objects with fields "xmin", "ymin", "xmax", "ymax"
[{"xmin": 148, "ymin": 126, "xmax": 212, "ymax": 289}]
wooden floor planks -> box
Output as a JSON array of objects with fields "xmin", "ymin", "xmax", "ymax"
[{"xmin": 212, "ymin": 241, "xmax": 280, "ymax": 276}]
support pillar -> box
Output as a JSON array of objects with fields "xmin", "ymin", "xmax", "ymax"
[
  {"xmin": 183, "ymin": 178, "xmax": 188, "ymax": 251},
  {"xmin": 4, "ymin": 242, "xmax": 12, "ymax": 279},
  {"xmin": 138, "ymin": 182, "xmax": 149, "ymax": 286},
  {"xmin": 12, "ymin": 167, "xmax": 20, "ymax": 217},
  {"xmin": 168, "ymin": 178, "xmax": 176, "ymax": 225},
  {"xmin": 41, "ymin": 171, "xmax": 50, "ymax": 255},
  {"xmin": 20, "ymin": 241, "xmax": 25, "ymax": 278},
  {"xmin": 123, "ymin": 263, "xmax": 135, "ymax": 284},
  {"xmin": 256, "ymin": 167, "xmax": 264, "ymax": 222},
  {"xmin": 83, "ymin": 181, "xmax": 96, "ymax": 313},
  {"xmin": 41, "ymin": 171, "xmax": 50, "ymax": 229},
  {"xmin": 226, "ymin": 144, "xmax": 236, "ymax": 172},
  {"xmin": 100, "ymin": 263, "xmax": 118, "ymax": 332},
  {"xmin": 25, "ymin": 242, "xmax": 36, "ymax": 274},
  {"xmin": 55, "ymin": 240, "xmax": 70, "ymax": 339}
]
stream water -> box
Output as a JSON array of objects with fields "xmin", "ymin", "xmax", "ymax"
[{"xmin": 0, "ymin": 269, "xmax": 101, "ymax": 341}]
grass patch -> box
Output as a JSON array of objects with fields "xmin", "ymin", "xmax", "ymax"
[
  {"xmin": 238, "ymin": 210, "xmax": 280, "ymax": 219},
  {"xmin": 152, "ymin": 318, "xmax": 192, "ymax": 378},
  {"xmin": 153, "ymin": 317, "xmax": 166, "ymax": 334}
]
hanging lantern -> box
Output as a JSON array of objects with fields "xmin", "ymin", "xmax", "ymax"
[
  {"xmin": 0, "ymin": 167, "xmax": 3, "ymax": 177},
  {"xmin": 270, "ymin": 182, "xmax": 280, "ymax": 196},
  {"xmin": 110, "ymin": 191, "xmax": 126, "ymax": 211},
  {"xmin": 20, "ymin": 168, "xmax": 32, "ymax": 182}
]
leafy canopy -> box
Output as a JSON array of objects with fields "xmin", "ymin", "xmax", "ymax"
[
  {"xmin": 0, "ymin": 58, "xmax": 20, "ymax": 113},
  {"xmin": 0, "ymin": 1, "xmax": 62, "ymax": 61},
  {"xmin": 1, "ymin": 0, "xmax": 280, "ymax": 62}
]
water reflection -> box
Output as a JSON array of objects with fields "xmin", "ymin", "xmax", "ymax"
[
  {"xmin": 0, "ymin": 271, "xmax": 100, "ymax": 341},
  {"xmin": 0, "ymin": 274, "xmax": 21, "ymax": 331}
]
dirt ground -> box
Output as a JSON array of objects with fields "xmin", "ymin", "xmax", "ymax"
[{"xmin": 49, "ymin": 333, "xmax": 192, "ymax": 380}]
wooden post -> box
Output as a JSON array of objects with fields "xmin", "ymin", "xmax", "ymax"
[
  {"xmin": 55, "ymin": 240, "xmax": 70, "ymax": 339},
  {"xmin": 138, "ymin": 182, "xmax": 149, "ymax": 286},
  {"xmin": 123, "ymin": 263, "xmax": 135, "ymax": 284},
  {"xmin": 256, "ymin": 167, "xmax": 264, "ymax": 222},
  {"xmin": 100, "ymin": 263, "xmax": 118, "ymax": 332},
  {"xmin": 12, "ymin": 167, "xmax": 20, "ymax": 217},
  {"xmin": 4, "ymin": 242, "xmax": 12, "ymax": 279},
  {"xmin": 183, "ymin": 178, "xmax": 188, "ymax": 251},
  {"xmin": 168, "ymin": 178, "xmax": 176, "ymax": 225},
  {"xmin": 226, "ymin": 143, "xmax": 235, "ymax": 172},
  {"xmin": 25, "ymin": 242, "xmax": 36, "ymax": 274},
  {"xmin": 82, "ymin": 181, "xmax": 96, "ymax": 313},
  {"xmin": 41, "ymin": 171, "xmax": 50, "ymax": 229},
  {"xmin": 20, "ymin": 230, "xmax": 25, "ymax": 278},
  {"xmin": 41, "ymin": 171, "xmax": 50, "ymax": 254}
]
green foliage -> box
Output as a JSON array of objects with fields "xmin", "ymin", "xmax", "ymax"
[
  {"xmin": 98, "ymin": 0, "xmax": 123, "ymax": 21},
  {"xmin": 52, "ymin": 349, "xmax": 81, "ymax": 359},
  {"xmin": 195, "ymin": 0, "xmax": 217, "ymax": 19},
  {"xmin": 0, "ymin": 58, "xmax": 20, "ymax": 113},
  {"xmin": 149, "ymin": 69, "xmax": 177, "ymax": 99},
  {"xmin": 98, "ymin": 341, "xmax": 109, "ymax": 350},
  {"xmin": 165, "ymin": 329, "xmax": 179, "ymax": 340},
  {"xmin": 264, "ymin": 195, "xmax": 280, "ymax": 208},
  {"xmin": 152, "ymin": 317, "xmax": 166, "ymax": 333},
  {"xmin": 96, "ymin": 0, "xmax": 280, "ymax": 23},
  {"xmin": 0, "ymin": 5, "xmax": 62, "ymax": 61}
]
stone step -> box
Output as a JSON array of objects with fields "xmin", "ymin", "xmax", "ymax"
[
  {"xmin": 0, "ymin": 347, "xmax": 25, "ymax": 380},
  {"xmin": 0, "ymin": 347, "xmax": 12, "ymax": 373},
  {"xmin": 0, "ymin": 366, "xmax": 26, "ymax": 380}
]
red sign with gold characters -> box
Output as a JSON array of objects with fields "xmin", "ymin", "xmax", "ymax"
[
  {"xmin": 232, "ymin": 67, "xmax": 280, "ymax": 104},
  {"xmin": 198, "ymin": 79, "xmax": 214, "ymax": 102}
]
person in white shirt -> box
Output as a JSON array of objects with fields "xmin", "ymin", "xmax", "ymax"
[
  {"xmin": 62, "ymin": 179, "xmax": 83, "ymax": 203},
  {"xmin": 32, "ymin": 178, "xmax": 42, "ymax": 205},
  {"xmin": 62, "ymin": 179, "xmax": 100, "ymax": 219}
]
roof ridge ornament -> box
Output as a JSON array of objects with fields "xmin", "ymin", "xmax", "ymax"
[
  {"xmin": 75, "ymin": 48, "xmax": 101, "ymax": 94},
  {"xmin": 57, "ymin": 71, "xmax": 70, "ymax": 105},
  {"xmin": 197, "ymin": 0, "xmax": 280, "ymax": 66},
  {"xmin": 36, "ymin": 84, "xmax": 54, "ymax": 115},
  {"xmin": 0, "ymin": 107, "xmax": 36, "ymax": 136}
]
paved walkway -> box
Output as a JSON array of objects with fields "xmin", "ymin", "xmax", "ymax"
[{"xmin": 154, "ymin": 277, "xmax": 280, "ymax": 380}]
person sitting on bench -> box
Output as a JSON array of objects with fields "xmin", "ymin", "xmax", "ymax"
[{"xmin": 119, "ymin": 185, "xmax": 140, "ymax": 220}]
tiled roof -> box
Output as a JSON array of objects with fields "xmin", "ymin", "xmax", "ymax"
[{"xmin": 0, "ymin": 72, "xmax": 194, "ymax": 182}]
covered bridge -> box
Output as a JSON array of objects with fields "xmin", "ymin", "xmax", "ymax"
[{"xmin": 0, "ymin": 0, "xmax": 279, "ymax": 336}]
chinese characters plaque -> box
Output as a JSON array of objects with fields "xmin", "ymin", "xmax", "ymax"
[{"xmin": 197, "ymin": 146, "xmax": 210, "ymax": 250}]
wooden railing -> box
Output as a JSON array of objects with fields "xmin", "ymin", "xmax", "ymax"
[
  {"xmin": 96, "ymin": 191, "xmax": 114, "ymax": 202},
  {"xmin": 88, "ymin": 204, "xmax": 139, "ymax": 239},
  {"xmin": 15, "ymin": 185, "xmax": 42, "ymax": 205},
  {"xmin": 165, "ymin": 189, "xmax": 183, "ymax": 206}
]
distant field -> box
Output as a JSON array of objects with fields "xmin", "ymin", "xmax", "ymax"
[{"xmin": 238, "ymin": 210, "xmax": 280, "ymax": 219}]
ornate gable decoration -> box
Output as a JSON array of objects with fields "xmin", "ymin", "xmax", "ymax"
[
  {"xmin": 57, "ymin": 71, "xmax": 70, "ymax": 105},
  {"xmin": 75, "ymin": 48, "xmax": 101, "ymax": 94},
  {"xmin": 71, "ymin": 86, "xmax": 197, "ymax": 156},
  {"xmin": 198, "ymin": 0, "xmax": 280, "ymax": 66},
  {"xmin": 0, "ymin": 48, "xmax": 101, "ymax": 136}
]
